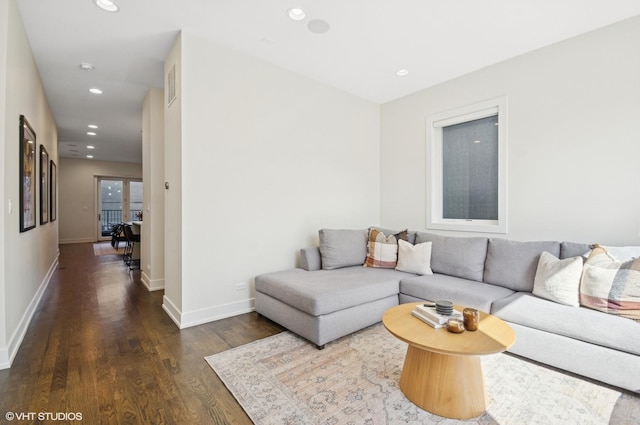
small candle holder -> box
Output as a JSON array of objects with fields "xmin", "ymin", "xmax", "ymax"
[
  {"xmin": 463, "ymin": 308, "xmax": 479, "ymax": 331},
  {"xmin": 447, "ymin": 318, "xmax": 465, "ymax": 333}
]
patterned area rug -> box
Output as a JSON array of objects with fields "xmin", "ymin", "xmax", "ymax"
[{"xmin": 206, "ymin": 323, "xmax": 640, "ymax": 425}]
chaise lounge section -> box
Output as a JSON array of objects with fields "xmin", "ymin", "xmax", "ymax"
[{"xmin": 254, "ymin": 228, "xmax": 640, "ymax": 393}]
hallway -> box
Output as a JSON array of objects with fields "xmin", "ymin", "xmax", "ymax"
[{"xmin": 0, "ymin": 243, "xmax": 283, "ymax": 424}]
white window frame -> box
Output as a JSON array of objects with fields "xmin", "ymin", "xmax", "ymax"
[{"xmin": 426, "ymin": 96, "xmax": 508, "ymax": 234}]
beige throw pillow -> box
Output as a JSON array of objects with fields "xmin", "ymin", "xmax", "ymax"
[
  {"xmin": 395, "ymin": 240, "xmax": 433, "ymax": 275},
  {"xmin": 580, "ymin": 245, "xmax": 640, "ymax": 320},
  {"xmin": 532, "ymin": 251, "xmax": 583, "ymax": 307},
  {"xmin": 364, "ymin": 228, "xmax": 399, "ymax": 268}
]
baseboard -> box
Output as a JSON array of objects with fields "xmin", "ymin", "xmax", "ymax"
[
  {"xmin": 160, "ymin": 296, "xmax": 255, "ymax": 329},
  {"xmin": 0, "ymin": 253, "xmax": 59, "ymax": 370},
  {"xmin": 141, "ymin": 272, "xmax": 164, "ymax": 292},
  {"xmin": 0, "ymin": 348, "xmax": 8, "ymax": 369},
  {"xmin": 162, "ymin": 296, "xmax": 183, "ymax": 328},
  {"xmin": 180, "ymin": 299, "xmax": 255, "ymax": 329},
  {"xmin": 59, "ymin": 237, "xmax": 96, "ymax": 244}
]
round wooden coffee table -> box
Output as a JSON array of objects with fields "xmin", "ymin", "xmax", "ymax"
[{"xmin": 382, "ymin": 302, "xmax": 515, "ymax": 419}]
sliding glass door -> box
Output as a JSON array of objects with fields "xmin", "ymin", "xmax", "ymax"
[{"xmin": 97, "ymin": 177, "xmax": 142, "ymax": 240}]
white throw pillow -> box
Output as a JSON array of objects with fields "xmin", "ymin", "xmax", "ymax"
[
  {"xmin": 532, "ymin": 251, "xmax": 583, "ymax": 307},
  {"xmin": 395, "ymin": 240, "xmax": 433, "ymax": 275}
]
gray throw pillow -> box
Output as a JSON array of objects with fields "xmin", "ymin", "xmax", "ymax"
[{"xmin": 318, "ymin": 229, "xmax": 368, "ymax": 270}]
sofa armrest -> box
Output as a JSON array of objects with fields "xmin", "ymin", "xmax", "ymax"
[{"xmin": 300, "ymin": 247, "xmax": 322, "ymax": 271}]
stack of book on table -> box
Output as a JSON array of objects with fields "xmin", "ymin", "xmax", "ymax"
[{"xmin": 412, "ymin": 304, "xmax": 463, "ymax": 329}]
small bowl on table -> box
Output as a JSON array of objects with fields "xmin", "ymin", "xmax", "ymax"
[{"xmin": 447, "ymin": 318, "xmax": 465, "ymax": 333}]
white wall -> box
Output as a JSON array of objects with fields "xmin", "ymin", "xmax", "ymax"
[
  {"xmin": 0, "ymin": 0, "xmax": 9, "ymax": 369},
  {"xmin": 162, "ymin": 34, "xmax": 183, "ymax": 324},
  {"xmin": 0, "ymin": 0, "xmax": 59, "ymax": 368},
  {"xmin": 381, "ymin": 16, "xmax": 640, "ymax": 246},
  {"xmin": 141, "ymin": 88, "xmax": 165, "ymax": 291},
  {"xmin": 164, "ymin": 32, "xmax": 381, "ymax": 327},
  {"xmin": 58, "ymin": 158, "xmax": 142, "ymax": 244}
]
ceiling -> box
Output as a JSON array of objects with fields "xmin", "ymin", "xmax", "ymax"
[{"xmin": 15, "ymin": 0, "xmax": 640, "ymax": 164}]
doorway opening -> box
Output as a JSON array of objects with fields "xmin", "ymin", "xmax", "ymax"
[{"xmin": 97, "ymin": 177, "xmax": 143, "ymax": 240}]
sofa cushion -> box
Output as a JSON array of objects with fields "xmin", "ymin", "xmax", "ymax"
[
  {"xmin": 532, "ymin": 251, "xmax": 583, "ymax": 307},
  {"xmin": 491, "ymin": 292, "xmax": 640, "ymax": 356},
  {"xmin": 318, "ymin": 229, "xmax": 367, "ymax": 270},
  {"xmin": 560, "ymin": 241, "xmax": 591, "ymax": 259},
  {"xmin": 364, "ymin": 228, "xmax": 406, "ymax": 269},
  {"xmin": 396, "ymin": 240, "xmax": 433, "ymax": 275},
  {"xmin": 580, "ymin": 246, "xmax": 640, "ymax": 321},
  {"xmin": 255, "ymin": 267, "xmax": 411, "ymax": 316},
  {"xmin": 484, "ymin": 239, "xmax": 560, "ymax": 292},
  {"xmin": 399, "ymin": 274, "xmax": 514, "ymax": 313},
  {"xmin": 414, "ymin": 232, "xmax": 488, "ymax": 282}
]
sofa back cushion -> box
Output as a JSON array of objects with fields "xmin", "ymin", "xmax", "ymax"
[
  {"xmin": 318, "ymin": 229, "xmax": 368, "ymax": 270},
  {"xmin": 414, "ymin": 232, "xmax": 488, "ymax": 281},
  {"xmin": 560, "ymin": 241, "xmax": 591, "ymax": 259},
  {"xmin": 484, "ymin": 238, "xmax": 560, "ymax": 292}
]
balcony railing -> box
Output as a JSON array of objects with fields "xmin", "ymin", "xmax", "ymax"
[{"xmin": 100, "ymin": 209, "xmax": 142, "ymax": 236}]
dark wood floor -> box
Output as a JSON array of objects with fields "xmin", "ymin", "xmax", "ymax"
[{"xmin": 0, "ymin": 243, "xmax": 284, "ymax": 424}]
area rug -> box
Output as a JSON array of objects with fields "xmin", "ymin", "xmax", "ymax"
[
  {"xmin": 92, "ymin": 242, "xmax": 121, "ymax": 256},
  {"xmin": 206, "ymin": 323, "xmax": 640, "ymax": 425}
]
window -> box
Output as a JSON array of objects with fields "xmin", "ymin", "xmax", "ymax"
[{"xmin": 426, "ymin": 96, "xmax": 507, "ymax": 233}]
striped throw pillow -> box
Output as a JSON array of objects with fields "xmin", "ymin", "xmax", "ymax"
[
  {"xmin": 580, "ymin": 245, "xmax": 640, "ymax": 321},
  {"xmin": 364, "ymin": 228, "xmax": 405, "ymax": 269}
]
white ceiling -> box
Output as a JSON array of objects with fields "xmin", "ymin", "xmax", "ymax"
[{"xmin": 15, "ymin": 0, "xmax": 640, "ymax": 163}]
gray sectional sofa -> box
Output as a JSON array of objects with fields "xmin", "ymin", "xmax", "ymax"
[{"xmin": 254, "ymin": 228, "xmax": 640, "ymax": 393}]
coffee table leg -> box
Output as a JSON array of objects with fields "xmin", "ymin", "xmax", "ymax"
[{"xmin": 399, "ymin": 345, "xmax": 487, "ymax": 419}]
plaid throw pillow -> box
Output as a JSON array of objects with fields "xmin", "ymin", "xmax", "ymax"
[
  {"xmin": 363, "ymin": 228, "xmax": 407, "ymax": 268},
  {"xmin": 580, "ymin": 245, "xmax": 640, "ymax": 321}
]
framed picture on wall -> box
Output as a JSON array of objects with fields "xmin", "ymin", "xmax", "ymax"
[
  {"xmin": 50, "ymin": 160, "xmax": 57, "ymax": 222},
  {"xmin": 40, "ymin": 144, "xmax": 49, "ymax": 224},
  {"xmin": 19, "ymin": 115, "xmax": 37, "ymax": 232}
]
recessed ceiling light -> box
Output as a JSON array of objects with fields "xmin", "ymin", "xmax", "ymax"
[
  {"xmin": 86, "ymin": 155, "xmax": 94, "ymax": 159},
  {"xmin": 87, "ymin": 145, "xmax": 95, "ymax": 149},
  {"xmin": 89, "ymin": 88, "xmax": 103, "ymax": 94},
  {"xmin": 307, "ymin": 19, "xmax": 330, "ymax": 34},
  {"xmin": 88, "ymin": 124, "xmax": 98, "ymax": 129},
  {"xmin": 396, "ymin": 69, "xmax": 409, "ymax": 77},
  {"xmin": 87, "ymin": 131, "xmax": 97, "ymax": 136},
  {"xmin": 287, "ymin": 8, "xmax": 306, "ymax": 21},
  {"xmin": 94, "ymin": 0, "xmax": 119, "ymax": 12},
  {"xmin": 80, "ymin": 63, "xmax": 94, "ymax": 71}
]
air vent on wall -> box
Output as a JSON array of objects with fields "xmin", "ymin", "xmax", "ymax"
[{"xmin": 167, "ymin": 65, "xmax": 177, "ymax": 107}]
